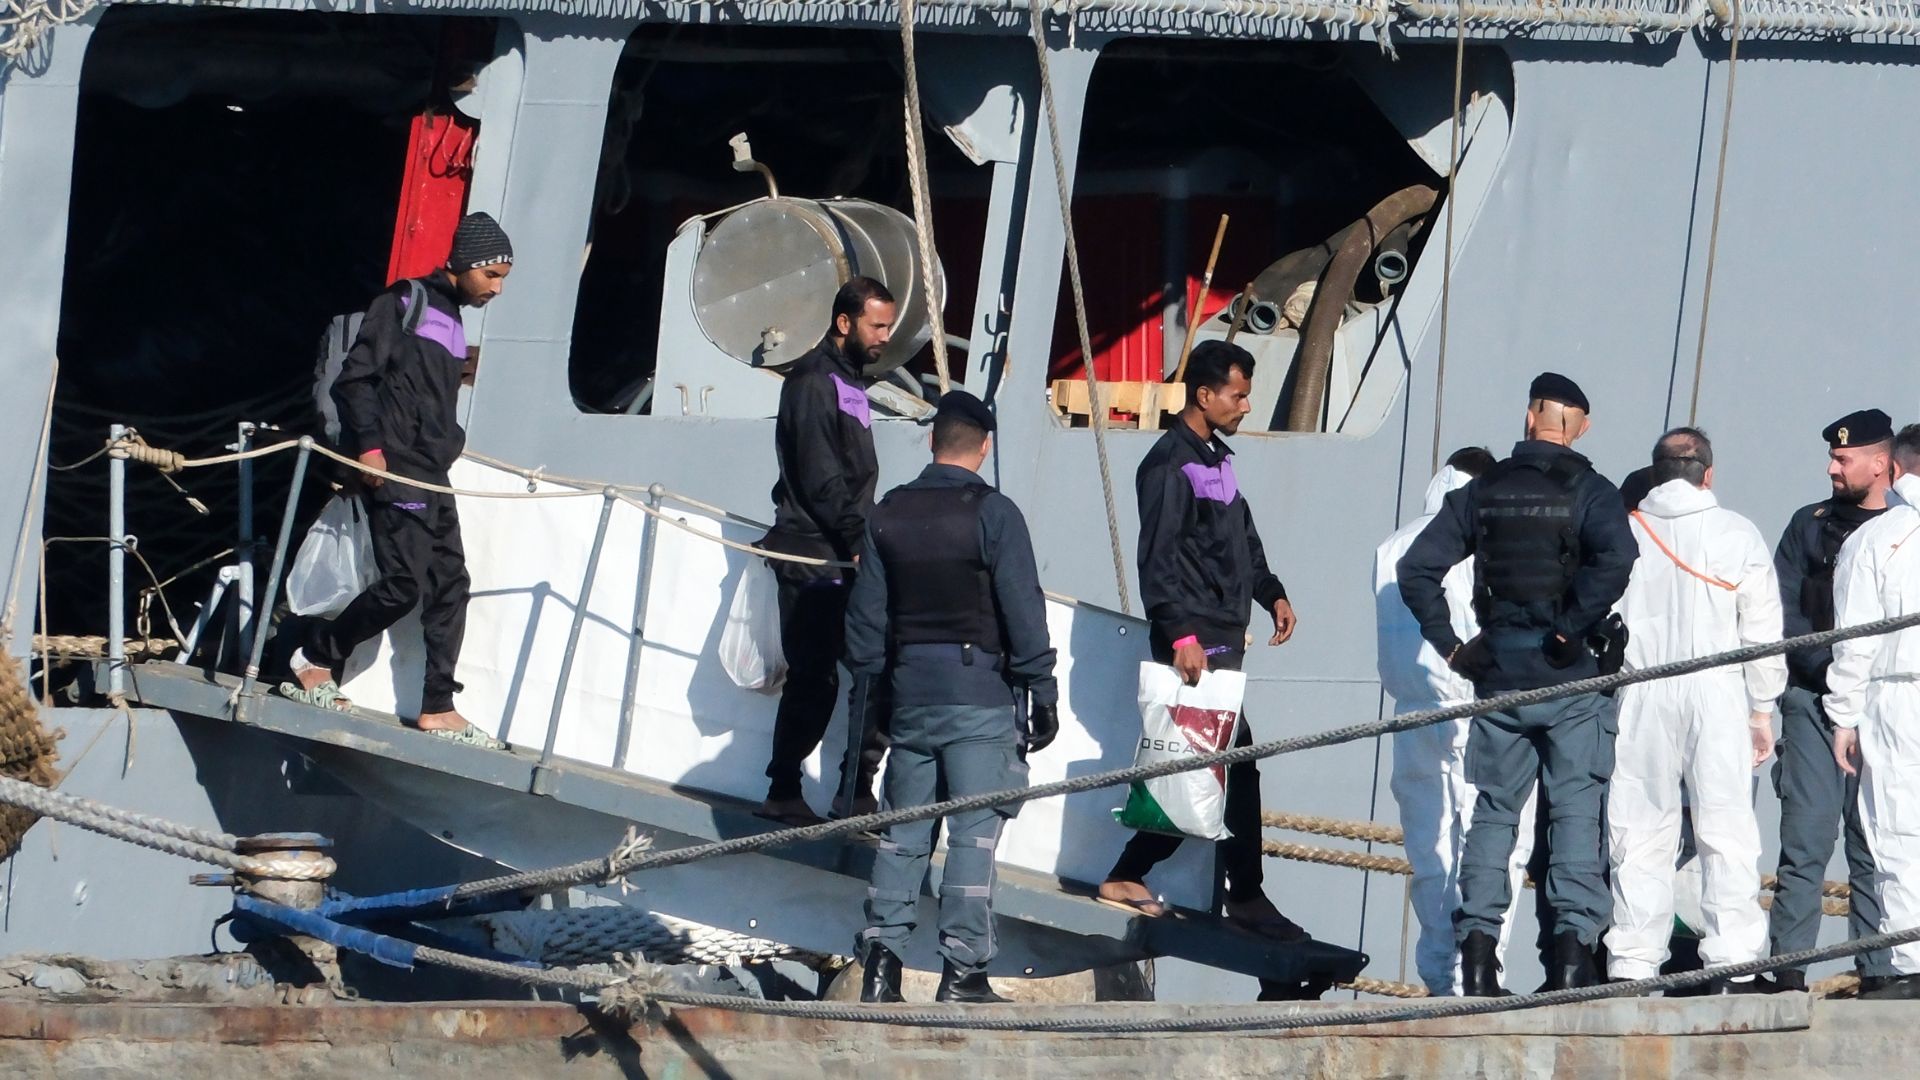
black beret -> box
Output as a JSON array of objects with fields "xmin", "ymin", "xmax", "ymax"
[
  {"xmin": 1823, "ymin": 409, "xmax": 1893, "ymax": 449},
  {"xmin": 935, "ymin": 389, "xmax": 996, "ymax": 433},
  {"xmin": 1528, "ymin": 372, "xmax": 1590, "ymax": 414}
]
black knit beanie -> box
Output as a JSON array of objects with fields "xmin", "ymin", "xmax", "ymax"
[{"xmin": 448, "ymin": 212, "xmax": 514, "ymax": 270}]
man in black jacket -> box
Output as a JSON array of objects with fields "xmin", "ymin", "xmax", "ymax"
[
  {"xmin": 283, "ymin": 213, "xmax": 512, "ymax": 748},
  {"xmin": 1095, "ymin": 341, "xmax": 1306, "ymax": 942},
  {"xmin": 1398, "ymin": 372, "xmax": 1636, "ymax": 994},
  {"xmin": 758, "ymin": 276, "xmax": 895, "ymax": 825},
  {"xmin": 1767, "ymin": 409, "xmax": 1897, "ymax": 992},
  {"xmin": 846, "ymin": 391, "xmax": 1059, "ymax": 1005}
]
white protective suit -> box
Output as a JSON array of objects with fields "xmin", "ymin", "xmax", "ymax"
[
  {"xmin": 1826, "ymin": 472, "xmax": 1920, "ymax": 974},
  {"xmin": 1376, "ymin": 466, "xmax": 1536, "ymax": 995},
  {"xmin": 1605, "ymin": 478, "xmax": 1786, "ymax": 979}
]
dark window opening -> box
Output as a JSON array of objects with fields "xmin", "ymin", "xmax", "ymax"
[
  {"xmin": 1050, "ymin": 40, "xmax": 1441, "ymax": 433},
  {"xmin": 569, "ymin": 24, "xmax": 983, "ymax": 416}
]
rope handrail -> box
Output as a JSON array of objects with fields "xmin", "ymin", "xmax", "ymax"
[{"xmin": 446, "ymin": 610, "xmax": 1920, "ymax": 901}]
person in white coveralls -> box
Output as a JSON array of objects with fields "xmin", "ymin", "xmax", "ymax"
[
  {"xmin": 1374, "ymin": 447, "xmax": 1537, "ymax": 996},
  {"xmin": 1603, "ymin": 427, "xmax": 1784, "ymax": 993},
  {"xmin": 1828, "ymin": 423, "xmax": 1920, "ymax": 999}
]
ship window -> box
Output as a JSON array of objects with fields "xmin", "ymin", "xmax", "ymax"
[
  {"xmin": 1047, "ymin": 40, "xmax": 1504, "ymax": 437},
  {"xmin": 44, "ymin": 7, "xmax": 508, "ymax": 659},
  {"xmin": 568, "ymin": 24, "xmax": 986, "ymax": 419}
]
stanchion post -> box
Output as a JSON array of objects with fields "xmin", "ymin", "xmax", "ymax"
[
  {"xmin": 613, "ymin": 484, "xmax": 664, "ymax": 771},
  {"xmin": 234, "ymin": 421, "xmax": 257, "ymax": 664},
  {"xmin": 239, "ymin": 437, "xmax": 312, "ymax": 706},
  {"xmin": 107, "ymin": 424, "xmax": 127, "ymax": 699},
  {"xmin": 538, "ymin": 487, "xmax": 617, "ymax": 783}
]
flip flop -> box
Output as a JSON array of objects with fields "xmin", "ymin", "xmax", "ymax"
[
  {"xmin": 412, "ymin": 724, "xmax": 507, "ymax": 750},
  {"xmin": 278, "ymin": 680, "xmax": 354, "ymax": 712},
  {"xmin": 1096, "ymin": 893, "xmax": 1169, "ymax": 918}
]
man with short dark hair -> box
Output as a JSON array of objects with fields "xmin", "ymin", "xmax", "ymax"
[
  {"xmin": 845, "ymin": 390, "xmax": 1058, "ymax": 1004},
  {"xmin": 1375, "ymin": 446, "xmax": 1535, "ymax": 995},
  {"xmin": 1398, "ymin": 373, "xmax": 1636, "ymax": 994},
  {"xmin": 758, "ymin": 276, "xmax": 896, "ymax": 825},
  {"xmin": 1822, "ymin": 423, "xmax": 1920, "ymax": 998},
  {"xmin": 1095, "ymin": 340, "xmax": 1306, "ymax": 943},
  {"xmin": 284, "ymin": 212, "xmax": 513, "ymax": 747},
  {"xmin": 1768, "ymin": 409, "xmax": 1898, "ymax": 992},
  {"xmin": 1605, "ymin": 426, "xmax": 1784, "ymax": 993}
]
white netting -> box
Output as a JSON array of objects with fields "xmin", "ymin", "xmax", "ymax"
[{"xmin": 1, "ymin": 0, "xmax": 96, "ymax": 62}]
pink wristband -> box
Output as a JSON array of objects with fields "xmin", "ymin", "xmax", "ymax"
[{"xmin": 1172, "ymin": 635, "xmax": 1200, "ymax": 650}]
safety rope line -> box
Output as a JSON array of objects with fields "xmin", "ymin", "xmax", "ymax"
[
  {"xmin": 1263, "ymin": 809, "xmax": 1406, "ymax": 846},
  {"xmin": 1029, "ymin": 0, "xmax": 1134, "ymax": 617},
  {"xmin": 1686, "ymin": 0, "xmax": 1741, "ymax": 426},
  {"xmin": 0, "ymin": 775, "xmax": 332, "ymax": 879},
  {"xmin": 105, "ymin": 435, "xmax": 852, "ymax": 570},
  {"xmin": 446, "ymin": 611, "xmax": 1920, "ymax": 902},
  {"xmin": 899, "ymin": 0, "xmax": 953, "ymax": 397}
]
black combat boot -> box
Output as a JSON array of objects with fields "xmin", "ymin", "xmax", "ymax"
[
  {"xmin": 1859, "ymin": 974, "xmax": 1920, "ymax": 1000},
  {"xmin": 1543, "ymin": 930, "xmax": 1599, "ymax": 991},
  {"xmin": 935, "ymin": 962, "xmax": 1010, "ymax": 1004},
  {"xmin": 860, "ymin": 941, "xmax": 904, "ymax": 1004},
  {"xmin": 1703, "ymin": 976, "xmax": 1769, "ymax": 995},
  {"xmin": 1460, "ymin": 930, "xmax": 1512, "ymax": 998},
  {"xmin": 1760, "ymin": 969, "xmax": 1807, "ymax": 993}
]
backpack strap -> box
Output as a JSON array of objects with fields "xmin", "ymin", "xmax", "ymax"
[
  {"xmin": 397, "ymin": 278, "xmax": 429, "ymax": 337},
  {"xmin": 1631, "ymin": 510, "xmax": 1737, "ymax": 591}
]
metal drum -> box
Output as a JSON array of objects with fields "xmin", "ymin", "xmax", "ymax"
[{"xmin": 690, "ymin": 197, "xmax": 943, "ymax": 376}]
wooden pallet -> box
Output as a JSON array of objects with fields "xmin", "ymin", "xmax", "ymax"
[{"xmin": 1049, "ymin": 379, "xmax": 1186, "ymax": 429}]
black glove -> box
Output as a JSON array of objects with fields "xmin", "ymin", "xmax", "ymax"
[
  {"xmin": 1543, "ymin": 631, "xmax": 1585, "ymax": 669},
  {"xmin": 1448, "ymin": 634, "xmax": 1494, "ymax": 682},
  {"xmin": 1026, "ymin": 702, "xmax": 1059, "ymax": 754}
]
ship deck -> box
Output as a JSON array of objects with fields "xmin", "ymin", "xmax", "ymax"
[{"xmin": 109, "ymin": 660, "xmax": 1367, "ymax": 991}]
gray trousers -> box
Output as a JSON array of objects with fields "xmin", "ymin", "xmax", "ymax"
[
  {"xmin": 1769, "ymin": 684, "xmax": 1893, "ymax": 976},
  {"xmin": 859, "ymin": 704, "xmax": 1025, "ymax": 974},
  {"xmin": 1456, "ymin": 693, "xmax": 1617, "ymax": 946}
]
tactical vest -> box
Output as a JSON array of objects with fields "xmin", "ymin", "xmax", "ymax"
[
  {"xmin": 1802, "ymin": 505, "xmax": 1875, "ymax": 632},
  {"xmin": 1471, "ymin": 454, "xmax": 1590, "ymax": 625},
  {"xmin": 869, "ymin": 483, "xmax": 1000, "ymax": 650}
]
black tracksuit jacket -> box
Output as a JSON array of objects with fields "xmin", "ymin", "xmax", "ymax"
[
  {"xmin": 332, "ymin": 273, "xmax": 469, "ymax": 491},
  {"xmin": 764, "ymin": 338, "xmax": 879, "ymax": 577}
]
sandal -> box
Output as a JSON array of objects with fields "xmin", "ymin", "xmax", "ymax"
[
  {"xmin": 413, "ymin": 724, "xmax": 507, "ymax": 750},
  {"xmin": 1095, "ymin": 883, "xmax": 1169, "ymax": 918},
  {"xmin": 278, "ymin": 680, "xmax": 354, "ymax": 712}
]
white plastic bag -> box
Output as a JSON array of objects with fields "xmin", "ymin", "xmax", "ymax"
[
  {"xmin": 720, "ymin": 559, "xmax": 787, "ymax": 692},
  {"xmin": 286, "ymin": 495, "xmax": 377, "ymax": 617},
  {"xmin": 1112, "ymin": 663, "xmax": 1247, "ymax": 841}
]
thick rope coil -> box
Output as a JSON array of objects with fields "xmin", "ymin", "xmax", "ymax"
[
  {"xmin": 1264, "ymin": 810, "xmax": 1405, "ymax": 846},
  {"xmin": 899, "ymin": 0, "xmax": 952, "ymax": 396},
  {"xmin": 1811, "ymin": 971, "xmax": 1859, "ymax": 998},
  {"xmin": 0, "ymin": 651, "xmax": 58, "ymax": 861},
  {"xmin": 1262, "ymin": 839, "xmax": 1413, "ymax": 876},
  {"xmin": 30, "ymin": 634, "xmax": 178, "ymax": 660},
  {"xmin": 107, "ymin": 433, "xmax": 187, "ymax": 474},
  {"xmin": 1340, "ymin": 975, "xmax": 1429, "ymax": 998},
  {"xmin": 0, "ymin": 775, "xmax": 332, "ymax": 878}
]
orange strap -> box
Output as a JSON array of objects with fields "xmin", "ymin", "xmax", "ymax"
[{"xmin": 1631, "ymin": 510, "xmax": 1738, "ymax": 592}]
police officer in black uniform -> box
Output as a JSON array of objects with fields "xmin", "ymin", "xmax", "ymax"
[
  {"xmin": 1766, "ymin": 409, "xmax": 1898, "ymax": 992},
  {"xmin": 1398, "ymin": 372, "xmax": 1636, "ymax": 995},
  {"xmin": 845, "ymin": 391, "xmax": 1059, "ymax": 1005}
]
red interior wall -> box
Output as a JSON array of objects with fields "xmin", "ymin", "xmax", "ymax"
[
  {"xmin": 1049, "ymin": 195, "xmax": 1275, "ymax": 383},
  {"xmin": 386, "ymin": 111, "xmax": 477, "ymax": 283}
]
